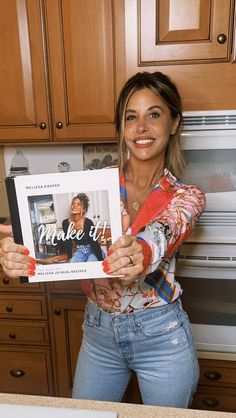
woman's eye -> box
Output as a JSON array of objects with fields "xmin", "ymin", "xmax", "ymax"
[
  {"xmin": 126, "ymin": 114, "xmax": 136, "ymax": 121},
  {"xmin": 149, "ymin": 112, "xmax": 160, "ymax": 119}
]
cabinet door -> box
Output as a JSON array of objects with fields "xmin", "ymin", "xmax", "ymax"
[
  {"xmin": 45, "ymin": 0, "xmax": 125, "ymax": 141},
  {"xmin": 125, "ymin": 0, "xmax": 236, "ymax": 110},
  {"xmin": 0, "ymin": 0, "xmax": 50, "ymax": 142},
  {"xmin": 51, "ymin": 296, "xmax": 86, "ymax": 397},
  {"xmin": 137, "ymin": 0, "xmax": 234, "ymax": 64}
]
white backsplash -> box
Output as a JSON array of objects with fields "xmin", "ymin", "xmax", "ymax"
[{"xmin": 4, "ymin": 145, "xmax": 83, "ymax": 176}]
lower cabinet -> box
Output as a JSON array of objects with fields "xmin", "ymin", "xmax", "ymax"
[
  {"xmin": 51, "ymin": 295, "xmax": 86, "ymax": 397},
  {"xmin": 191, "ymin": 358, "xmax": 236, "ymax": 413},
  {"xmin": 0, "ymin": 269, "xmax": 54, "ymax": 396},
  {"xmin": 0, "ymin": 347, "xmax": 54, "ymax": 395}
]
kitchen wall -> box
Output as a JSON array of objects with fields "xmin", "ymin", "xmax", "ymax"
[
  {"xmin": 4, "ymin": 145, "xmax": 83, "ymax": 176},
  {"xmin": 1, "ymin": 143, "xmax": 119, "ymax": 219},
  {"xmin": 0, "ymin": 144, "xmax": 83, "ymax": 218},
  {"xmin": 0, "ymin": 146, "xmax": 9, "ymax": 217}
]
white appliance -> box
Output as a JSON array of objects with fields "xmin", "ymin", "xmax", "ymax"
[{"xmin": 176, "ymin": 110, "xmax": 236, "ymax": 353}]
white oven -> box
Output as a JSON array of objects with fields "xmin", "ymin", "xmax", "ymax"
[{"xmin": 176, "ymin": 110, "xmax": 236, "ymax": 353}]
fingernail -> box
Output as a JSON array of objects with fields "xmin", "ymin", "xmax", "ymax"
[
  {"xmin": 103, "ymin": 267, "xmax": 111, "ymax": 274},
  {"xmin": 27, "ymin": 269, "xmax": 35, "ymax": 276},
  {"xmin": 28, "ymin": 260, "xmax": 36, "ymax": 269},
  {"xmin": 102, "ymin": 259, "xmax": 109, "ymax": 269},
  {"xmin": 21, "ymin": 248, "xmax": 30, "ymax": 255},
  {"xmin": 107, "ymin": 249, "xmax": 113, "ymax": 255}
]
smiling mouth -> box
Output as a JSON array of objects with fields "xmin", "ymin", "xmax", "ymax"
[{"xmin": 134, "ymin": 138, "xmax": 154, "ymax": 145}]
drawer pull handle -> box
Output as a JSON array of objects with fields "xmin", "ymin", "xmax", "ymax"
[
  {"xmin": 202, "ymin": 397, "xmax": 220, "ymax": 408},
  {"xmin": 6, "ymin": 305, "xmax": 13, "ymax": 313},
  {"xmin": 204, "ymin": 371, "xmax": 221, "ymax": 381},
  {"xmin": 9, "ymin": 332, "xmax": 16, "ymax": 339},
  {"xmin": 54, "ymin": 308, "xmax": 61, "ymax": 315},
  {"xmin": 2, "ymin": 277, "xmax": 10, "ymax": 285},
  {"xmin": 10, "ymin": 368, "xmax": 25, "ymax": 378}
]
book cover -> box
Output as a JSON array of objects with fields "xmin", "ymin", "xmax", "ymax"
[{"xmin": 5, "ymin": 168, "xmax": 122, "ymax": 283}]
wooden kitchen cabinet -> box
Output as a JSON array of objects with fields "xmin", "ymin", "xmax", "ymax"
[
  {"xmin": 0, "ymin": 0, "xmax": 50, "ymax": 142},
  {"xmin": 0, "ymin": 0, "xmax": 125, "ymax": 144},
  {"xmin": 125, "ymin": 0, "xmax": 236, "ymax": 110},
  {"xmin": 0, "ymin": 347, "xmax": 54, "ymax": 396},
  {"xmin": 0, "ymin": 267, "xmax": 54, "ymax": 396},
  {"xmin": 50, "ymin": 294, "xmax": 86, "ymax": 397},
  {"xmin": 192, "ymin": 358, "xmax": 236, "ymax": 412}
]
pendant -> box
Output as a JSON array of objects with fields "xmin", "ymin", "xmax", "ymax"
[{"xmin": 133, "ymin": 200, "xmax": 140, "ymax": 211}]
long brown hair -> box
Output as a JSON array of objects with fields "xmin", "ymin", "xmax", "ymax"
[{"xmin": 115, "ymin": 71, "xmax": 186, "ymax": 179}]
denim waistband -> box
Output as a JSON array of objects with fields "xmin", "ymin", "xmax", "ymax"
[{"xmin": 86, "ymin": 298, "xmax": 181, "ymax": 322}]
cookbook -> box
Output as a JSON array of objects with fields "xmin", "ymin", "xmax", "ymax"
[{"xmin": 5, "ymin": 168, "xmax": 122, "ymax": 283}]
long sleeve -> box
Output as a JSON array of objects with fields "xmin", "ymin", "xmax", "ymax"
[{"xmin": 136, "ymin": 185, "xmax": 206, "ymax": 275}]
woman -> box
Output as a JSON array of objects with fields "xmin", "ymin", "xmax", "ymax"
[
  {"xmin": 36, "ymin": 193, "xmax": 104, "ymax": 264},
  {"xmin": 62, "ymin": 193, "xmax": 104, "ymax": 262},
  {"xmin": 0, "ymin": 71, "xmax": 205, "ymax": 408}
]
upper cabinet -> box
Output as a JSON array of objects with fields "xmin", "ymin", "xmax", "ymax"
[
  {"xmin": 1, "ymin": 0, "xmax": 236, "ymax": 144},
  {"xmin": 0, "ymin": 0, "xmax": 125, "ymax": 143},
  {"xmin": 125, "ymin": 0, "xmax": 236, "ymax": 110},
  {"xmin": 0, "ymin": 1, "xmax": 50, "ymax": 142}
]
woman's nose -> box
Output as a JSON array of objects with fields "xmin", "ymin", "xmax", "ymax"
[{"xmin": 136, "ymin": 121, "xmax": 148, "ymax": 133}]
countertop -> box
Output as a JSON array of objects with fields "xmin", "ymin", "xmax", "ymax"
[{"xmin": 0, "ymin": 393, "xmax": 236, "ymax": 418}]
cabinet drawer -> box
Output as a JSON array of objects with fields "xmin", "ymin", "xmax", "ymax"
[
  {"xmin": 199, "ymin": 359, "xmax": 236, "ymax": 387},
  {"xmin": 0, "ymin": 272, "xmax": 45, "ymax": 293},
  {"xmin": 50, "ymin": 279, "xmax": 84, "ymax": 294},
  {"xmin": 0, "ymin": 347, "xmax": 54, "ymax": 395},
  {"xmin": 0, "ymin": 295, "xmax": 47, "ymax": 319},
  {"xmin": 192, "ymin": 387, "xmax": 236, "ymax": 412},
  {"xmin": 0, "ymin": 320, "xmax": 49, "ymax": 345}
]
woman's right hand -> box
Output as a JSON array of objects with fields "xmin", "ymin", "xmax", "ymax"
[{"xmin": 0, "ymin": 224, "xmax": 36, "ymax": 278}]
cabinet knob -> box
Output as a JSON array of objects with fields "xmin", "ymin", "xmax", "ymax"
[
  {"xmin": 54, "ymin": 308, "xmax": 61, "ymax": 315},
  {"xmin": 39, "ymin": 122, "xmax": 47, "ymax": 130},
  {"xmin": 56, "ymin": 121, "xmax": 63, "ymax": 129},
  {"xmin": 217, "ymin": 33, "xmax": 227, "ymax": 44},
  {"xmin": 10, "ymin": 368, "xmax": 25, "ymax": 378},
  {"xmin": 204, "ymin": 370, "xmax": 221, "ymax": 381},
  {"xmin": 202, "ymin": 397, "xmax": 220, "ymax": 408},
  {"xmin": 6, "ymin": 305, "xmax": 13, "ymax": 313},
  {"xmin": 2, "ymin": 276, "xmax": 10, "ymax": 285},
  {"xmin": 9, "ymin": 332, "xmax": 16, "ymax": 339}
]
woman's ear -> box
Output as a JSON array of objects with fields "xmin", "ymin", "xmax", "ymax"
[{"xmin": 171, "ymin": 114, "xmax": 181, "ymax": 135}]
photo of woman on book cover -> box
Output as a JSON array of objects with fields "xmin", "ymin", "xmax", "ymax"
[{"xmin": 28, "ymin": 191, "xmax": 110, "ymax": 265}]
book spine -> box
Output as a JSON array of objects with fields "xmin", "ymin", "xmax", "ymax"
[{"xmin": 5, "ymin": 176, "xmax": 28, "ymax": 283}]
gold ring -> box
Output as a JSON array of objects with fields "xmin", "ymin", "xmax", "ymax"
[{"xmin": 127, "ymin": 255, "xmax": 134, "ymax": 266}]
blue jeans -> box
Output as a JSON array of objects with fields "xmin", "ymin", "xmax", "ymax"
[
  {"xmin": 70, "ymin": 244, "xmax": 99, "ymax": 263},
  {"xmin": 72, "ymin": 298, "xmax": 199, "ymax": 407}
]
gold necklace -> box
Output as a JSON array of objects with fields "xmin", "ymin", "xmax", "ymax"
[
  {"xmin": 132, "ymin": 190, "xmax": 148, "ymax": 211},
  {"xmin": 132, "ymin": 169, "xmax": 164, "ymax": 211}
]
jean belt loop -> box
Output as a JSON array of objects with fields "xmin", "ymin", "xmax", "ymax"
[{"xmin": 96, "ymin": 307, "xmax": 102, "ymax": 327}]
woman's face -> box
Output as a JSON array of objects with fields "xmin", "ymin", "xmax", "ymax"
[
  {"xmin": 70, "ymin": 198, "xmax": 84, "ymax": 215},
  {"xmin": 124, "ymin": 88, "xmax": 179, "ymax": 163}
]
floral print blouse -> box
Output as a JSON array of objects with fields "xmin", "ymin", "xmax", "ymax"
[{"xmin": 80, "ymin": 169, "xmax": 206, "ymax": 313}]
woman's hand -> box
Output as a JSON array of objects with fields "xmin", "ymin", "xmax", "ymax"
[
  {"xmin": 102, "ymin": 234, "xmax": 144, "ymax": 280},
  {"xmin": 0, "ymin": 224, "xmax": 36, "ymax": 278}
]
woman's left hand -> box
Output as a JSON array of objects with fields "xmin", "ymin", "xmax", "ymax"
[{"xmin": 103, "ymin": 234, "xmax": 144, "ymax": 280}]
